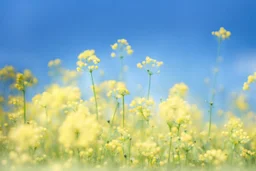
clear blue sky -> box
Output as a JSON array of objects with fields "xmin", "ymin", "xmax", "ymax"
[{"xmin": 1, "ymin": 0, "xmax": 256, "ymax": 116}]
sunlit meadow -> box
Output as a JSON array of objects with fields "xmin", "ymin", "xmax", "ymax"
[{"xmin": 0, "ymin": 27, "xmax": 256, "ymax": 171}]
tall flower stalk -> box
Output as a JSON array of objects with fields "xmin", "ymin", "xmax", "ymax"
[
  {"xmin": 77, "ymin": 49, "xmax": 100, "ymax": 120},
  {"xmin": 122, "ymin": 95, "xmax": 125, "ymax": 128},
  {"xmin": 147, "ymin": 70, "xmax": 152, "ymax": 100},
  {"xmin": 14, "ymin": 70, "xmax": 38, "ymax": 124},
  {"xmin": 208, "ymin": 27, "xmax": 231, "ymax": 136},
  {"xmin": 137, "ymin": 56, "xmax": 163, "ymax": 99},
  {"xmin": 110, "ymin": 39, "xmax": 134, "ymax": 81},
  {"xmin": 107, "ymin": 82, "xmax": 129, "ymax": 128},
  {"xmin": 90, "ymin": 70, "xmax": 99, "ymax": 120},
  {"xmin": 111, "ymin": 100, "xmax": 119, "ymax": 127}
]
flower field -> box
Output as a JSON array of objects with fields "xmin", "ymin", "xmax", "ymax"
[{"xmin": 0, "ymin": 27, "xmax": 256, "ymax": 171}]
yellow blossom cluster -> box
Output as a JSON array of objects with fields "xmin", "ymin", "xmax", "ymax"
[
  {"xmin": 211, "ymin": 27, "xmax": 231, "ymax": 40},
  {"xmin": 159, "ymin": 94, "xmax": 192, "ymax": 127},
  {"xmin": 107, "ymin": 82, "xmax": 129, "ymax": 98},
  {"xmin": 169, "ymin": 83, "xmax": 189, "ymax": 98},
  {"xmin": 235, "ymin": 94, "xmax": 249, "ymax": 111},
  {"xmin": 8, "ymin": 110, "xmax": 23, "ymax": 122},
  {"xmin": 14, "ymin": 70, "xmax": 38, "ymax": 91},
  {"xmin": 48, "ymin": 59, "xmax": 61, "ymax": 67},
  {"xmin": 135, "ymin": 141, "xmax": 160, "ymax": 160},
  {"xmin": 105, "ymin": 139, "xmax": 123, "ymax": 154},
  {"xmin": 137, "ymin": 56, "xmax": 163, "ymax": 75},
  {"xmin": 58, "ymin": 112, "xmax": 101, "ymax": 149},
  {"xmin": 8, "ymin": 95, "xmax": 23, "ymax": 107},
  {"xmin": 76, "ymin": 50, "xmax": 100, "ymax": 72},
  {"xmin": 240, "ymin": 147, "xmax": 255, "ymax": 159},
  {"xmin": 129, "ymin": 97, "xmax": 154, "ymax": 121},
  {"xmin": 111, "ymin": 39, "xmax": 133, "ymax": 58},
  {"xmin": 79, "ymin": 148, "xmax": 94, "ymax": 158},
  {"xmin": 243, "ymin": 72, "xmax": 256, "ymax": 90},
  {"xmin": 222, "ymin": 117, "xmax": 250, "ymax": 145},
  {"xmin": 0, "ymin": 65, "xmax": 16, "ymax": 81},
  {"xmin": 9, "ymin": 122, "xmax": 46, "ymax": 151},
  {"xmin": 199, "ymin": 149, "xmax": 227, "ymax": 166}
]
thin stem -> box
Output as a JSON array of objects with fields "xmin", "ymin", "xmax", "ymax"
[
  {"xmin": 167, "ymin": 124, "xmax": 172, "ymax": 165},
  {"xmin": 208, "ymin": 40, "xmax": 221, "ymax": 137},
  {"xmin": 208, "ymin": 103, "xmax": 213, "ymax": 137},
  {"xmin": 22, "ymin": 90, "xmax": 26, "ymax": 124},
  {"xmin": 111, "ymin": 101, "xmax": 119, "ymax": 127},
  {"xmin": 122, "ymin": 95, "xmax": 125, "ymax": 128},
  {"xmin": 120, "ymin": 56, "xmax": 124, "ymax": 81},
  {"xmin": 44, "ymin": 106, "xmax": 49, "ymax": 125},
  {"xmin": 128, "ymin": 138, "xmax": 132, "ymax": 165},
  {"xmin": 167, "ymin": 136, "xmax": 172, "ymax": 164},
  {"xmin": 90, "ymin": 71, "xmax": 99, "ymax": 120},
  {"xmin": 147, "ymin": 72, "xmax": 152, "ymax": 100}
]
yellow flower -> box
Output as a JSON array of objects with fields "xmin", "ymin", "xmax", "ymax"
[
  {"xmin": 76, "ymin": 49, "xmax": 100, "ymax": 72},
  {"xmin": 59, "ymin": 112, "xmax": 101, "ymax": 149},
  {"xmin": 0, "ymin": 65, "xmax": 16, "ymax": 81},
  {"xmin": 111, "ymin": 43, "xmax": 118, "ymax": 50},
  {"xmin": 111, "ymin": 52, "xmax": 116, "ymax": 58},
  {"xmin": 110, "ymin": 39, "xmax": 133, "ymax": 58},
  {"xmin": 169, "ymin": 83, "xmax": 188, "ymax": 98},
  {"xmin": 199, "ymin": 149, "xmax": 227, "ymax": 166},
  {"xmin": 137, "ymin": 56, "xmax": 163, "ymax": 74},
  {"xmin": 235, "ymin": 94, "xmax": 248, "ymax": 111},
  {"xmin": 48, "ymin": 59, "xmax": 61, "ymax": 67},
  {"xmin": 9, "ymin": 122, "xmax": 46, "ymax": 151},
  {"xmin": 212, "ymin": 27, "xmax": 231, "ymax": 40},
  {"xmin": 13, "ymin": 70, "xmax": 37, "ymax": 91},
  {"xmin": 243, "ymin": 72, "xmax": 256, "ymax": 91}
]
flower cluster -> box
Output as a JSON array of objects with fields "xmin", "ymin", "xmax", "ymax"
[
  {"xmin": 48, "ymin": 59, "xmax": 61, "ymax": 68},
  {"xmin": 159, "ymin": 94, "xmax": 191, "ymax": 127},
  {"xmin": 235, "ymin": 94, "xmax": 249, "ymax": 111},
  {"xmin": 211, "ymin": 27, "xmax": 231, "ymax": 41},
  {"xmin": 222, "ymin": 117, "xmax": 250, "ymax": 145},
  {"xmin": 129, "ymin": 97, "xmax": 154, "ymax": 121},
  {"xmin": 107, "ymin": 82, "xmax": 129, "ymax": 98},
  {"xmin": 137, "ymin": 56, "xmax": 163, "ymax": 75},
  {"xmin": 199, "ymin": 149, "xmax": 227, "ymax": 166},
  {"xmin": 58, "ymin": 112, "xmax": 101, "ymax": 149},
  {"xmin": 14, "ymin": 70, "xmax": 38, "ymax": 91},
  {"xmin": 135, "ymin": 140, "xmax": 161, "ymax": 164},
  {"xmin": 111, "ymin": 39, "xmax": 133, "ymax": 58},
  {"xmin": 169, "ymin": 83, "xmax": 189, "ymax": 98},
  {"xmin": 0, "ymin": 65, "xmax": 16, "ymax": 81},
  {"xmin": 243, "ymin": 72, "xmax": 256, "ymax": 90},
  {"xmin": 9, "ymin": 122, "xmax": 46, "ymax": 151},
  {"xmin": 76, "ymin": 50, "xmax": 100, "ymax": 72}
]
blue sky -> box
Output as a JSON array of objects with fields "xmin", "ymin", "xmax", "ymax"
[{"xmin": 1, "ymin": 0, "xmax": 256, "ymax": 118}]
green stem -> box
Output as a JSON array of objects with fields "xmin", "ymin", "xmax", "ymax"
[
  {"xmin": 147, "ymin": 72, "xmax": 152, "ymax": 100},
  {"xmin": 177, "ymin": 124, "xmax": 181, "ymax": 136},
  {"xmin": 167, "ymin": 136, "xmax": 172, "ymax": 164},
  {"xmin": 167, "ymin": 124, "xmax": 172, "ymax": 165},
  {"xmin": 122, "ymin": 95, "xmax": 125, "ymax": 128},
  {"xmin": 120, "ymin": 56, "xmax": 124, "ymax": 81},
  {"xmin": 111, "ymin": 101, "xmax": 119, "ymax": 127},
  {"xmin": 208, "ymin": 40, "xmax": 221, "ymax": 137},
  {"xmin": 90, "ymin": 71, "xmax": 99, "ymax": 120},
  {"xmin": 22, "ymin": 90, "xmax": 26, "ymax": 124},
  {"xmin": 208, "ymin": 103, "xmax": 213, "ymax": 137},
  {"xmin": 128, "ymin": 138, "xmax": 132, "ymax": 165}
]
